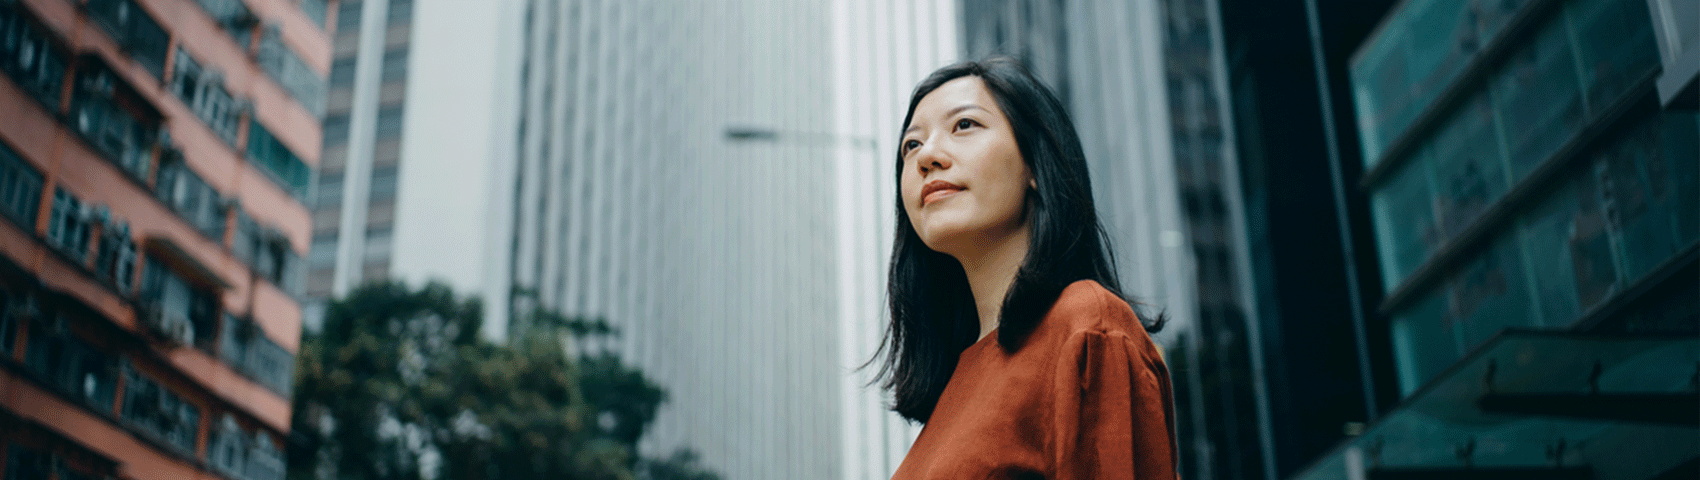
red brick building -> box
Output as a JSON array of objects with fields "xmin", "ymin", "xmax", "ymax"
[{"xmin": 0, "ymin": 0, "xmax": 328, "ymax": 478}]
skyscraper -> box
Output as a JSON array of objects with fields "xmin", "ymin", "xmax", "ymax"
[
  {"xmin": 0, "ymin": 0, "xmax": 326, "ymax": 478},
  {"xmin": 1292, "ymin": 0, "xmax": 1699, "ymax": 478},
  {"xmin": 304, "ymin": 0, "xmax": 517, "ymax": 336},
  {"xmin": 958, "ymin": 0, "xmax": 1245, "ymax": 476},
  {"xmin": 304, "ymin": 0, "xmax": 412, "ymax": 325},
  {"xmin": 498, "ymin": 1, "xmax": 955, "ymax": 478},
  {"xmin": 959, "ymin": 2, "xmax": 1401, "ymax": 479}
]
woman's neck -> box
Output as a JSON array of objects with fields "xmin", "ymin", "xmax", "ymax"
[{"xmin": 955, "ymin": 228, "xmax": 1031, "ymax": 341}]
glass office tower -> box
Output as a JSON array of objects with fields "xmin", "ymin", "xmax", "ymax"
[{"xmin": 1294, "ymin": 0, "xmax": 1698, "ymax": 478}]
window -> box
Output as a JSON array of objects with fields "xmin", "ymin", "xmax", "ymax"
[
  {"xmin": 172, "ymin": 49, "xmax": 242, "ymax": 146},
  {"xmin": 24, "ymin": 314, "xmax": 118, "ymax": 411},
  {"xmin": 314, "ymin": 171, "xmax": 343, "ymax": 208},
  {"xmin": 71, "ymin": 57, "xmax": 159, "ymax": 180},
  {"xmin": 121, "ymin": 363, "xmax": 201, "ymax": 454},
  {"xmin": 328, "ymin": 56, "xmax": 355, "ymax": 85},
  {"xmin": 321, "ymin": 114, "xmax": 350, "ymax": 146},
  {"xmin": 374, "ymin": 106, "xmax": 405, "ymax": 138},
  {"xmin": 300, "ymin": 0, "xmax": 329, "ymax": 28},
  {"xmin": 364, "ymin": 227, "xmax": 391, "ymax": 260},
  {"xmin": 308, "ymin": 233, "xmax": 336, "ymax": 266},
  {"xmin": 155, "ymin": 151, "xmax": 227, "ymax": 238},
  {"xmin": 0, "ymin": 3, "xmax": 69, "ymax": 109},
  {"xmin": 95, "ymin": 220, "xmax": 138, "ymax": 294},
  {"xmin": 4, "ymin": 445, "xmax": 49, "ymax": 480},
  {"xmin": 249, "ymin": 432, "xmax": 284, "ymax": 480},
  {"xmin": 380, "ymin": 48, "xmax": 408, "ymax": 82},
  {"xmin": 335, "ymin": 0, "xmax": 362, "ymax": 32},
  {"xmin": 258, "ymin": 27, "xmax": 326, "ymax": 116},
  {"xmin": 194, "ymin": 0, "xmax": 257, "ymax": 50},
  {"xmin": 210, "ymin": 415, "xmax": 250, "ymax": 477},
  {"xmin": 141, "ymin": 257, "xmax": 218, "ymax": 349},
  {"xmin": 0, "ymin": 142, "xmax": 43, "ymax": 227},
  {"xmin": 247, "ymin": 122, "xmax": 312, "ymax": 197},
  {"xmin": 232, "ymin": 211, "xmax": 259, "ymax": 265},
  {"xmin": 245, "ymin": 333, "xmax": 293, "ymax": 396},
  {"xmin": 231, "ymin": 211, "xmax": 301, "ymax": 295},
  {"xmin": 0, "ymin": 290, "xmax": 13, "ymax": 354},
  {"xmin": 219, "ymin": 314, "xmax": 293, "ymax": 396},
  {"xmin": 47, "ymin": 188, "xmax": 92, "ymax": 263},
  {"xmin": 368, "ymin": 165, "xmax": 398, "ymax": 201},
  {"xmin": 86, "ymin": 0, "xmax": 170, "ymax": 79}
]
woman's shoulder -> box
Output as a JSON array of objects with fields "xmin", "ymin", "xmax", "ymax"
[
  {"xmin": 1045, "ymin": 280, "xmax": 1142, "ymax": 335},
  {"xmin": 1026, "ymin": 280, "xmax": 1159, "ymax": 358}
]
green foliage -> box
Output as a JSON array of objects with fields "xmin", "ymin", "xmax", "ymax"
[
  {"xmin": 288, "ymin": 281, "xmax": 715, "ymax": 480},
  {"xmin": 639, "ymin": 449, "xmax": 723, "ymax": 480}
]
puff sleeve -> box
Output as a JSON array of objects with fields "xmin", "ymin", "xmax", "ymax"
[{"xmin": 1048, "ymin": 326, "xmax": 1179, "ymax": 480}]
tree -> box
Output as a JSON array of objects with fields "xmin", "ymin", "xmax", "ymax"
[{"xmin": 288, "ymin": 281, "xmax": 714, "ymax": 480}]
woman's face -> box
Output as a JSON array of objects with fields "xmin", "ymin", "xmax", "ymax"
[{"xmin": 900, "ymin": 76, "xmax": 1033, "ymax": 258}]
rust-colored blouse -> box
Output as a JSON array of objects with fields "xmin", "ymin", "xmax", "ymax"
[{"xmin": 890, "ymin": 280, "xmax": 1178, "ymax": 480}]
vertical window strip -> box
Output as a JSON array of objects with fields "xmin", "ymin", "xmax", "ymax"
[{"xmin": 0, "ymin": 142, "xmax": 44, "ymax": 227}]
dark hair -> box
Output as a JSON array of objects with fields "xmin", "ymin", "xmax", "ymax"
[{"xmin": 872, "ymin": 57, "xmax": 1165, "ymax": 423}]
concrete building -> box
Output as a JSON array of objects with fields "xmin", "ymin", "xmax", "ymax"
[
  {"xmin": 302, "ymin": 0, "xmax": 410, "ymax": 326},
  {"xmin": 958, "ymin": 2, "xmax": 1408, "ymax": 479},
  {"xmin": 0, "ymin": 0, "xmax": 326, "ymax": 478},
  {"xmin": 830, "ymin": 1, "xmax": 958, "ymax": 477},
  {"xmin": 958, "ymin": 0, "xmax": 1235, "ymax": 474},
  {"xmin": 302, "ymin": 0, "xmax": 516, "ymax": 336},
  {"xmin": 957, "ymin": 2, "xmax": 1200, "ymax": 348},
  {"xmin": 493, "ymin": 0, "xmax": 954, "ymax": 478},
  {"xmin": 1290, "ymin": 0, "xmax": 1699, "ymax": 478}
]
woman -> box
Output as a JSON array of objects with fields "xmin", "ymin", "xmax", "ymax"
[{"xmin": 875, "ymin": 57, "xmax": 1178, "ymax": 479}]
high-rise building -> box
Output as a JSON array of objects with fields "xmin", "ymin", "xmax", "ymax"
[
  {"xmin": 303, "ymin": 0, "xmax": 517, "ymax": 336},
  {"xmin": 304, "ymin": 0, "xmax": 411, "ymax": 325},
  {"xmin": 0, "ymin": 0, "xmax": 326, "ymax": 478},
  {"xmin": 831, "ymin": 1, "xmax": 958, "ymax": 477},
  {"xmin": 497, "ymin": 1, "xmax": 955, "ymax": 478},
  {"xmin": 1290, "ymin": 0, "xmax": 1699, "ymax": 478},
  {"xmin": 958, "ymin": 2, "xmax": 1200, "ymax": 344},
  {"xmin": 959, "ymin": 1, "xmax": 1265, "ymax": 478},
  {"xmin": 958, "ymin": 1, "xmax": 1404, "ymax": 479}
]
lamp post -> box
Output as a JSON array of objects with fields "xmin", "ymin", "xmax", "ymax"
[{"xmin": 723, "ymin": 126, "xmax": 878, "ymax": 150}]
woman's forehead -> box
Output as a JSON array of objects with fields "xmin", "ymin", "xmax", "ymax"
[{"xmin": 911, "ymin": 77, "xmax": 1005, "ymax": 127}]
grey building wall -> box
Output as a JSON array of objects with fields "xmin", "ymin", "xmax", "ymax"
[
  {"xmin": 305, "ymin": 0, "xmax": 415, "ymax": 327},
  {"xmin": 502, "ymin": 1, "xmax": 954, "ymax": 478},
  {"xmin": 958, "ymin": 0, "xmax": 1244, "ymax": 476}
]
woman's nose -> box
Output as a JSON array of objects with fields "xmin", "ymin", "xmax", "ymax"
[{"xmin": 915, "ymin": 145, "xmax": 951, "ymax": 174}]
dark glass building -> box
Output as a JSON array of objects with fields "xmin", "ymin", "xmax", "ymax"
[{"xmin": 1292, "ymin": 0, "xmax": 1699, "ymax": 478}]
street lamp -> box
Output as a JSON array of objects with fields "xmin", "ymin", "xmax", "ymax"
[{"xmin": 723, "ymin": 125, "xmax": 878, "ymax": 150}]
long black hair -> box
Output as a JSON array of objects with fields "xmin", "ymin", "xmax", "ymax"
[{"xmin": 872, "ymin": 57, "xmax": 1164, "ymax": 423}]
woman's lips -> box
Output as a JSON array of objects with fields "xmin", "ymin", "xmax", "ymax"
[{"xmin": 921, "ymin": 180, "xmax": 965, "ymax": 205}]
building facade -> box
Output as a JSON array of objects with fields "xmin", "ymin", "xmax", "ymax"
[
  {"xmin": 831, "ymin": 1, "xmax": 957, "ymax": 477},
  {"xmin": 958, "ymin": 1, "xmax": 1278, "ymax": 478},
  {"xmin": 498, "ymin": 1, "xmax": 955, "ymax": 478},
  {"xmin": 1292, "ymin": 0, "xmax": 1699, "ymax": 478},
  {"xmin": 0, "ymin": 0, "xmax": 326, "ymax": 478},
  {"xmin": 303, "ymin": 0, "xmax": 409, "ymax": 326}
]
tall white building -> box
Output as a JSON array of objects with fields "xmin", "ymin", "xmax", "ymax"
[
  {"xmin": 495, "ymin": 1, "xmax": 956, "ymax": 478},
  {"xmin": 306, "ymin": 0, "xmax": 517, "ymax": 331}
]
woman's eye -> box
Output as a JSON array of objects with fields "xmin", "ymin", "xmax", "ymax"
[
  {"xmin": 955, "ymin": 118, "xmax": 977, "ymax": 131},
  {"xmin": 904, "ymin": 139, "xmax": 921, "ymax": 152}
]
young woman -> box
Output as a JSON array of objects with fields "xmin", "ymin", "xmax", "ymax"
[{"xmin": 876, "ymin": 57, "xmax": 1178, "ymax": 479}]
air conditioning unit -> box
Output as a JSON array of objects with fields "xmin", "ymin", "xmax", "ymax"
[
  {"xmin": 140, "ymin": 303, "xmax": 194, "ymax": 346},
  {"xmin": 166, "ymin": 316, "xmax": 195, "ymax": 345}
]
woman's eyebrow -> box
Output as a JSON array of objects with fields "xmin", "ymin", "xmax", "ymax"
[{"xmin": 904, "ymin": 104, "xmax": 988, "ymax": 136}]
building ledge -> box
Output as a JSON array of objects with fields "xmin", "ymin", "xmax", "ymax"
[{"xmin": 1290, "ymin": 330, "xmax": 1699, "ymax": 480}]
